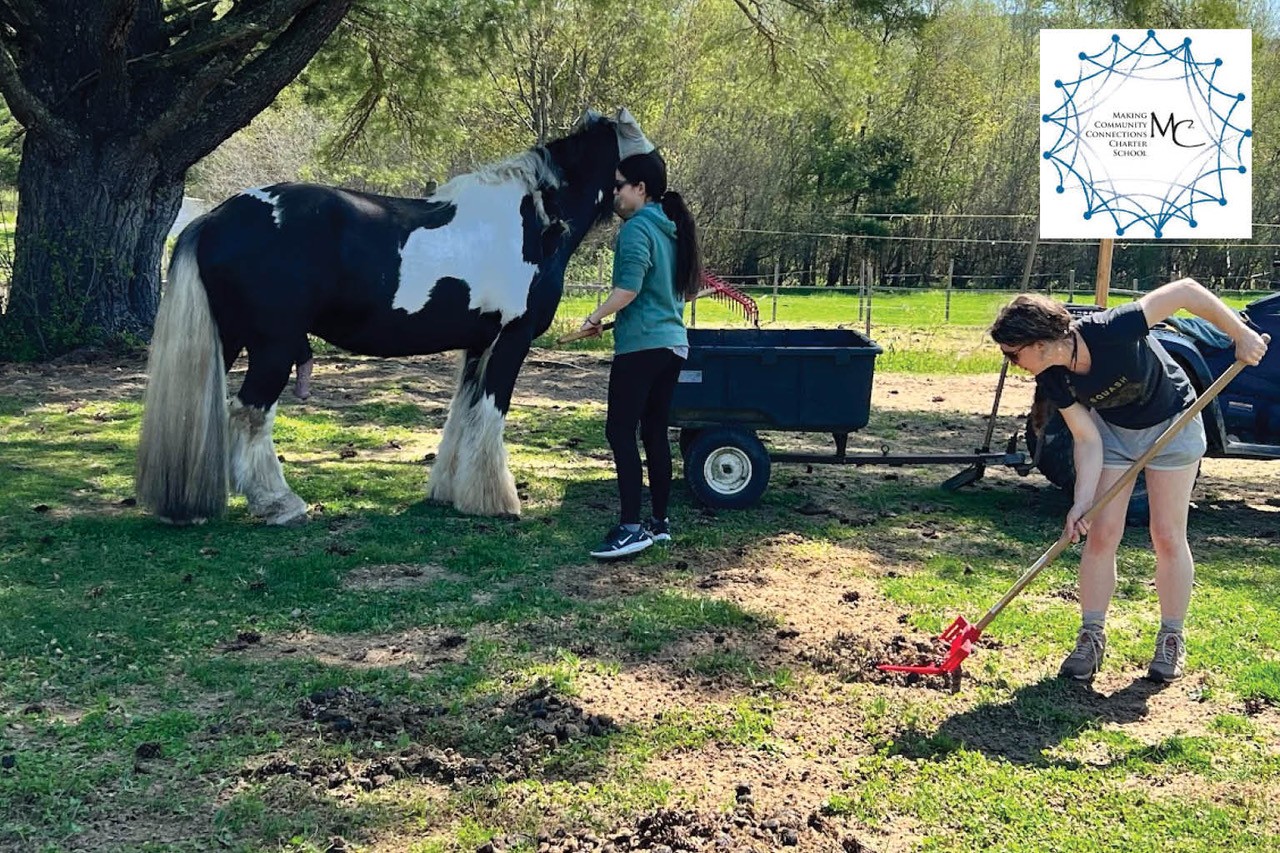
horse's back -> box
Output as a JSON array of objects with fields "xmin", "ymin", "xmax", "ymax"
[{"xmin": 179, "ymin": 180, "xmax": 552, "ymax": 358}]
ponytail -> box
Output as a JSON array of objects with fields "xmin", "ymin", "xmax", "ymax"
[
  {"xmin": 618, "ymin": 149, "xmax": 703, "ymax": 301},
  {"xmin": 660, "ymin": 191, "xmax": 703, "ymax": 301}
]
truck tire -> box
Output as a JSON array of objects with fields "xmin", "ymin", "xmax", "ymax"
[
  {"xmin": 1025, "ymin": 409, "xmax": 1151, "ymax": 525},
  {"xmin": 684, "ymin": 428, "xmax": 771, "ymax": 509}
]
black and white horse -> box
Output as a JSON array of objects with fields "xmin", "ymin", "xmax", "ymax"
[{"xmin": 137, "ymin": 108, "xmax": 652, "ymax": 525}]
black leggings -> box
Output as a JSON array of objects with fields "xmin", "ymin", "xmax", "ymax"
[{"xmin": 605, "ymin": 347, "xmax": 685, "ymax": 524}]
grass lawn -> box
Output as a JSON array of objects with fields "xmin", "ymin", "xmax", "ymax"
[
  {"xmin": 544, "ymin": 288, "xmax": 1268, "ymax": 374},
  {"xmin": 1, "ymin": 316, "xmax": 1278, "ymax": 851}
]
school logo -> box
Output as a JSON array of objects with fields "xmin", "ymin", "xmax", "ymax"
[{"xmin": 1040, "ymin": 29, "xmax": 1252, "ymax": 239}]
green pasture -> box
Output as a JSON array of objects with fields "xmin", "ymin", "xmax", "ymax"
[
  {"xmin": 543, "ymin": 288, "xmax": 1267, "ymax": 373},
  {"xmin": 1, "ymin": 329, "xmax": 1278, "ymax": 851}
]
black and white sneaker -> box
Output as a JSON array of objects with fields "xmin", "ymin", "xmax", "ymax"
[
  {"xmin": 646, "ymin": 517, "xmax": 672, "ymax": 542},
  {"xmin": 589, "ymin": 524, "xmax": 653, "ymax": 560}
]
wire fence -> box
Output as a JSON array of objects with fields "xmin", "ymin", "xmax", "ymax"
[
  {"xmin": 564, "ymin": 272, "xmax": 1275, "ymax": 329},
  {"xmin": 561, "ymin": 266, "xmax": 1274, "ymax": 347}
]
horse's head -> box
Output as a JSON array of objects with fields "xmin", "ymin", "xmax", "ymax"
[{"xmin": 545, "ymin": 107, "xmax": 654, "ymax": 224}]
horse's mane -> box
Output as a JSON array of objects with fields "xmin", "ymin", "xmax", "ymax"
[{"xmin": 433, "ymin": 148, "xmax": 561, "ymax": 205}]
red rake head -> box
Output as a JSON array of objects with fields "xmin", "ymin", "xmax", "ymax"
[
  {"xmin": 701, "ymin": 272, "xmax": 760, "ymax": 327},
  {"xmin": 877, "ymin": 616, "xmax": 982, "ymax": 676}
]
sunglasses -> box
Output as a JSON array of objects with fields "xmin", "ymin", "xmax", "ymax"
[{"xmin": 1001, "ymin": 343, "xmax": 1032, "ymax": 364}]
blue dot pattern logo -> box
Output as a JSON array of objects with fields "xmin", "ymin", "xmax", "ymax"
[{"xmin": 1040, "ymin": 29, "xmax": 1252, "ymax": 239}]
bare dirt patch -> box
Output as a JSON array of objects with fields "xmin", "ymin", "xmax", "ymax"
[
  {"xmin": 231, "ymin": 626, "xmax": 473, "ymax": 674},
  {"xmin": 341, "ymin": 562, "xmax": 458, "ymax": 592}
]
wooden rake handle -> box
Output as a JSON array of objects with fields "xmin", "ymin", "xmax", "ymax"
[
  {"xmin": 555, "ymin": 285, "xmax": 724, "ymax": 345},
  {"xmin": 975, "ymin": 337, "xmax": 1268, "ymax": 633},
  {"xmin": 557, "ymin": 320, "xmax": 615, "ymax": 344}
]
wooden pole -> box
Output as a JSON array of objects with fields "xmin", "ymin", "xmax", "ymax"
[
  {"xmin": 596, "ymin": 253, "xmax": 605, "ymax": 307},
  {"xmin": 1095, "ymin": 238, "xmax": 1114, "ymax": 306},
  {"xmin": 772, "ymin": 258, "xmax": 780, "ymax": 323},
  {"xmin": 1020, "ymin": 215, "xmax": 1040, "ymax": 292},
  {"xmin": 1067, "ymin": 269, "xmax": 1076, "ymax": 304},
  {"xmin": 860, "ymin": 257, "xmax": 870, "ymax": 320},
  {"xmin": 945, "ymin": 258, "xmax": 954, "ymax": 323},
  {"xmin": 864, "ymin": 261, "xmax": 873, "ymax": 337}
]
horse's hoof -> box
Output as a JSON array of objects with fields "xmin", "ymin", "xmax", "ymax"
[
  {"xmin": 253, "ymin": 493, "xmax": 309, "ymax": 526},
  {"xmin": 271, "ymin": 509, "xmax": 309, "ymax": 527},
  {"xmin": 452, "ymin": 497, "xmax": 522, "ymax": 517},
  {"xmin": 158, "ymin": 515, "xmax": 208, "ymax": 527}
]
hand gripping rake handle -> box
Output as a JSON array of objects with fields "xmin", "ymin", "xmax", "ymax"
[
  {"xmin": 879, "ymin": 337, "xmax": 1266, "ymax": 677},
  {"xmin": 557, "ymin": 320, "xmax": 615, "ymax": 344},
  {"xmin": 556, "ymin": 282, "xmax": 727, "ymax": 344}
]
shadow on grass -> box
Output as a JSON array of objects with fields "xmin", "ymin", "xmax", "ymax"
[{"xmin": 890, "ymin": 675, "xmax": 1170, "ymax": 766}]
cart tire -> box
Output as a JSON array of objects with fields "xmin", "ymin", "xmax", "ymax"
[
  {"xmin": 679, "ymin": 428, "xmax": 701, "ymax": 461},
  {"xmin": 1026, "ymin": 410, "xmax": 1151, "ymax": 525},
  {"xmin": 685, "ymin": 428, "xmax": 771, "ymax": 509}
]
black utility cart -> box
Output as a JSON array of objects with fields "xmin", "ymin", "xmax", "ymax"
[{"xmin": 670, "ymin": 328, "xmax": 1028, "ymax": 509}]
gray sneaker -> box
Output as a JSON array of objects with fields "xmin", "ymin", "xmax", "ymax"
[
  {"xmin": 1147, "ymin": 630, "xmax": 1186, "ymax": 682},
  {"xmin": 1058, "ymin": 626, "xmax": 1106, "ymax": 680}
]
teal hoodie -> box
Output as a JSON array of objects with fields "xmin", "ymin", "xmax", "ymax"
[{"xmin": 611, "ymin": 202, "xmax": 687, "ymax": 355}]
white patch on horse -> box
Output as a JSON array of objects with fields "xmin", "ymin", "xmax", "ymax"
[
  {"xmin": 242, "ymin": 188, "xmax": 284, "ymax": 226},
  {"xmin": 596, "ymin": 190, "xmax": 603, "ymax": 205},
  {"xmin": 393, "ymin": 181, "xmax": 536, "ymax": 324}
]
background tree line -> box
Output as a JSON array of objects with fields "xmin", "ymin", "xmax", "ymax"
[
  {"xmin": 190, "ymin": 0, "xmax": 1280, "ymax": 291},
  {"xmin": 2, "ymin": 0, "xmax": 1276, "ymax": 358}
]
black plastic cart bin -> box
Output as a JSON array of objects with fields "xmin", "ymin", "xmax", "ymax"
[
  {"xmin": 670, "ymin": 328, "xmax": 882, "ymax": 508},
  {"xmin": 670, "ymin": 328, "xmax": 881, "ymax": 432}
]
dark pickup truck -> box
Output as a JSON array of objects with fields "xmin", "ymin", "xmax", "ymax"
[{"xmin": 1026, "ymin": 291, "xmax": 1280, "ymax": 519}]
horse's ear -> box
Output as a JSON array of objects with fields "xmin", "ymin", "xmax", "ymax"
[
  {"xmin": 615, "ymin": 107, "xmax": 655, "ymax": 159},
  {"xmin": 574, "ymin": 108, "xmax": 602, "ymax": 130}
]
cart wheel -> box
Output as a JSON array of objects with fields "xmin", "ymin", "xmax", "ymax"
[
  {"xmin": 685, "ymin": 428, "xmax": 771, "ymax": 509},
  {"xmin": 679, "ymin": 428, "xmax": 701, "ymax": 461}
]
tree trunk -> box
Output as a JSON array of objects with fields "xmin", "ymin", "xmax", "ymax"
[
  {"xmin": 0, "ymin": 0, "xmax": 353, "ymax": 359},
  {"xmin": 1, "ymin": 130, "xmax": 181, "ymax": 357}
]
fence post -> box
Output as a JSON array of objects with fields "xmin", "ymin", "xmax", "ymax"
[
  {"xmin": 864, "ymin": 261, "xmax": 873, "ymax": 337},
  {"xmin": 1067, "ymin": 269, "xmax": 1076, "ymax": 303},
  {"xmin": 596, "ymin": 253, "xmax": 605, "ymax": 308},
  {"xmin": 945, "ymin": 258, "xmax": 954, "ymax": 323},
  {"xmin": 772, "ymin": 258, "xmax": 780, "ymax": 324},
  {"xmin": 858, "ymin": 259, "xmax": 866, "ymax": 322}
]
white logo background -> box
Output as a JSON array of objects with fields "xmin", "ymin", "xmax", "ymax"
[{"xmin": 1040, "ymin": 29, "xmax": 1252, "ymax": 240}]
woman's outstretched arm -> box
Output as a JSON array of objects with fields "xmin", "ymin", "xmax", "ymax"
[{"xmin": 1139, "ymin": 278, "xmax": 1267, "ymax": 365}]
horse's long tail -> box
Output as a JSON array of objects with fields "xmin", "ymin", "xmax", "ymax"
[{"xmin": 136, "ymin": 221, "xmax": 228, "ymax": 523}]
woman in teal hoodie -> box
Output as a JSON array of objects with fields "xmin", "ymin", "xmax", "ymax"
[{"xmin": 578, "ymin": 150, "xmax": 703, "ymax": 559}]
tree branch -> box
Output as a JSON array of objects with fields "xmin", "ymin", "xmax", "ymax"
[
  {"xmin": 0, "ymin": 0, "xmax": 40, "ymax": 29},
  {"xmin": 0, "ymin": 40, "xmax": 74, "ymax": 150},
  {"xmin": 159, "ymin": 0, "xmax": 352, "ymax": 173},
  {"xmin": 141, "ymin": 51, "xmax": 241, "ymax": 150},
  {"xmin": 161, "ymin": 0, "xmax": 218, "ymax": 40},
  {"xmin": 732, "ymin": 0, "xmax": 782, "ymax": 71},
  {"xmin": 96, "ymin": 0, "xmax": 141, "ymax": 119},
  {"xmin": 164, "ymin": 0, "xmax": 317, "ymax": 76}
]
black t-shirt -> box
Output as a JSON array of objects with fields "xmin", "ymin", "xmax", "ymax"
[{"xmin": 1036, "ymin": 301, "xmax": 1195, "ymax": 429}]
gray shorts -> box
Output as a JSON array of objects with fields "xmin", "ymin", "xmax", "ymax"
[{"xmin": 1089, "ymin": 408, "xmax": 1206, "ymax": 471}]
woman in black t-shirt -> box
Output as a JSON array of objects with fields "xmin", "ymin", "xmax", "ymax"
[{"xmin": 991, "ymin": 279, "xmax": 1267, "ymax": 683}]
